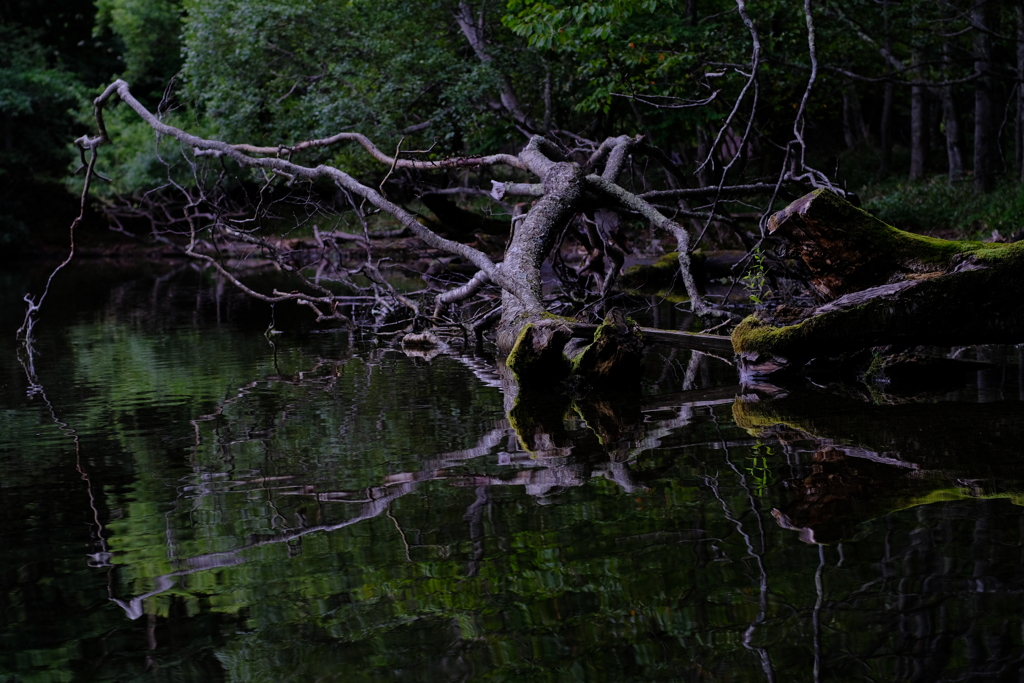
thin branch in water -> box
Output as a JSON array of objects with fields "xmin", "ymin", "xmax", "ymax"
[{"xmin": 17, "ymin": 145, "xmax": 99, "ymax": 349}]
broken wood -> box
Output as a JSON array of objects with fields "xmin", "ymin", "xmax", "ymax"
[
  {"xmin": 570, "ymin": 323, "xmax": 733, "ymax": 355},
  {"xmin": 619, "ymin": 249, "xmax": 747, "ymax": 296},
  {"xmin": 731, "ymin": 189, "xmax": 1024, "ymax": 379},
  {"xmin": 503, "ymin": 309, "xmax": 734, "ymax": 393}
]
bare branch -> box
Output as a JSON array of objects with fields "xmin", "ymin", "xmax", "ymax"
[
  {"xmin": 586, "ymin": 174, "xmax": 735, "ymax": 320},
  {"xmin": 86, "ymin": 81, "xmax": 518, "ymax": 300},
  {"xmin": 640, "ymin": 184, "xmax": 784, "ymax": 200},
  {"xmin": 18, "ymin": 145, "xmax": 99, "ymax": 346}
]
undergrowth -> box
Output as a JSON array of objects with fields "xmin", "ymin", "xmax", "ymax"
[{"xmin": 861, "ymin": 175, "xmax": 1024, "ymax": 240}]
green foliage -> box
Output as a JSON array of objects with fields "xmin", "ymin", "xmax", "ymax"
[
  {"xmin": 7, "ymin": 269, "xmax": 1024, "ymax": 680},
  {"xmin": 0, "ymin": 24, "xmax": 86, "ymax": 243},
  {"xmin": 863, "ymin": 177, "xmax": 1024, "ymax": 239},
  {"xmin": 741, "ymin": 247, "xmax": 771, "ymax": 305},
  {"xmin": 179, "ymin": 0, "xmax": 528, "ymax": 161},
  {"xmin": 68, "ymin": 104, "xmax": 223, "ymax": 198},
  {"xmin": 502, "ymin": 0, "xmax": 730, "ymax": 128},
  {"xmin": 746, "ymin": 443, "xmax": 774, "ymax": 497},
  {"xmin": 95, "ymin": 0, "xmax": 184, "ymax": 96},
  {"xmin": 7, "ymin": 0, "xmax": 1024, "ymax": 237},
  {"xmin": 0, "ymin": 26, "xmax": 84, "ymax": 168}
]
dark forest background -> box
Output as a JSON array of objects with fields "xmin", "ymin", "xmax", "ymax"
[{"xmin": 3, "ymin": 0, "xmax": 1024, "ymax": 249}]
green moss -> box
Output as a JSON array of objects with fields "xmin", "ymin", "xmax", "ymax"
[
  {"xmin": 730, "ymin": 229, "xmax": 1024, "ymax": 362},
  {"xmin": 861, "ymin": 352, "xmax": 888, "ymax": 383},
  {"xmin": 566, "ymin": 311, "xmax": 644, "ymax": 386},
  {"xmin": 504, "ymin": 322, "xmax": 536, "ymax": 385},
  {"xmin": 885, "ymin": 488, "xmax": 1024, "ymax": 519},
  {"xmin": 619, "ymin": 251, "xmax": 700, "ymax": 298},
  {"xmin": 539, "ymin": 311, "xmax": 577, "ymax": 323},
  {"xmin": 625, "ymin": 251, "xmax": 683, "ymax": 275},
  {"xmin": 730, "ymin": 315, "xmax": 804, "ymax": 355},
  {"xmin": 505, "ymin": 320, "xmax": 574, "ymax": 389},
  {"xmin": 794, "ymin": 188, "xmax": 984, "ymax": 272}
]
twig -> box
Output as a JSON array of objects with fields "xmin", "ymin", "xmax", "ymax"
[{"xmin": 17, "ymin": 145, "xmax": 98, "ymax": 346}]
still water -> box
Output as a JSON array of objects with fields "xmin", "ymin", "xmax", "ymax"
[{"xmin": 2, "ymin": 261, "xmax": 1024, "ymax": 682}]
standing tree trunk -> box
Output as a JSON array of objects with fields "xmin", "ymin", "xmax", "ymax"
[
  {"xmin": 974, "ymin": 0, "xmax": 996, "ymax": 193},
  {"xmin": 696, "ymin": 124, "xmax": 712, "ymax": 186},
  {"xmin": 942, "ymin": 38, "xmax": 966, "ymax": 183},
  {"xmin": 878, "ymin": 1, "xmax": 894, "ymax": 178},
  {"xmin": 843, "ymin": 85, "xmax": 857, "ymax": 149},
  {"xmin": 1017, "ymin": 2, "xmax": 1024, "ymax": 181},
  {"xmin": 842, "ymin": 82, "xmax": 868, "ymax": 149},
  {"xmin": 879, "ymin": 80, "xmax": 894, "ymax": 178},
  {"xmin": 909, "ymin": 45, "xmax": 928, "ymax": 181}
]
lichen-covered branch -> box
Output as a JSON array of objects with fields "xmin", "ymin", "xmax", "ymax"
[{"xmin": 82, "ymin": 80, "xmax": 536, "ymax": 310}]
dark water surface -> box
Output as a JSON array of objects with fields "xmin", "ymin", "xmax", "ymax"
[{"xmin": 3, "ymin": 262, "xmax": 1024, "ymax": 682}]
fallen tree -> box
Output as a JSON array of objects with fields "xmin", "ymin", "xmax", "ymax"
[
  {"xmin": 21, "ymin": 0, "xmax": 857, "ymax": 397},
  {"xmin": 47, "ymin": 80, "xmax": 763, "ymax": 398},
  {"xmin": 730, "ymin": 189, "xmax": 1024, "ymax": 380}
]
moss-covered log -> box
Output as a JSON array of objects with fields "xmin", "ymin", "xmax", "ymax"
[
  {"xmin": 731, "ymin": 189, "xmax": 1024, "ymax": 378},
  {"xmin": 505, "ymin": 308, "xmax": 645, "ymax": 391},
  {"xmin": 619, "ymin": 249, "xmax": 746, "ymax": 297}
]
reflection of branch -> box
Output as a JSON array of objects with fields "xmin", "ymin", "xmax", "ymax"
[
  {"xmin": 813, "ymin": 544, "xmax": 825, "ymax": 683},
  {"xmin": 704, "ymin": 427, "xmax": 778, "ymax": 682},
  {"xmin": 111, "ymin": 352, "xmax": 748, "ymax": 620},
  {"xmin": 16, "ymin": 342, "xmax": 112, "ymax": 568},
  {"xmin": 387, "ymin": 506, "xmax": 412, "ymax": 562},
  {"xmin": 111, "ymin": 481, "xmax": 418, "ymax": 620}
]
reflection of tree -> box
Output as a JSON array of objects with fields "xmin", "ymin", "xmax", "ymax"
[
  {"xmin": 734, "ymin": 388, "xmax": 1024, "ymax": 544},
  {"xmin": 13, "ymin": 277, "xmax": 1024, "ymax": 682},
  {"xmin": 108, "ymin": 358, "xmax": 744, "ymax": 616}
]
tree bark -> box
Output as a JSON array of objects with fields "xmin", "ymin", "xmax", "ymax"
[
  {"xmin": 1017, "ymin": 2, "xmax": 1024, "ymax": 181},
  {"xmin": 879, "ymin": 80, "xmax": 894, "ymax": 178},
  {"xmin": 909, "ymin": 46, "xmax": 928, "ymax": 181},
  {"xmin": 878, "ymin": 3, "xmax": 894, "ymax": 178},
  {"xmin": 841, "ymin": 82, "xmax": 869, "ymax": 149},
  {"xmin": 974, "ymin": 0, "xmax": 995, "ymax": 193},
  {"xmin": 942, "ymin": 38, "xmax": 965, "ymax": 183},
  {"xmin": 454, "ymin": 1, "xmax": 534, "ymax": 131},
  {"xmin": 731, "ymin": 189, "xmax": 1024, "ymax": 379},
  {"xmin": 735, "ymin": 390, "xmax": 1024, "ymax": 543}
]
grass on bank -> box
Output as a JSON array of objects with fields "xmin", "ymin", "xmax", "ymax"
[{"xmin": 860, "ymin": 176, "xmax": 1024, "ymax": 241}]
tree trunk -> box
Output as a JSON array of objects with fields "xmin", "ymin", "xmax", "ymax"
[
  {"xmin": 942, "ymin": 38, "xmax": 965, "ymax": 183},
  {"xmin": 454, "ymin": 1, "xmax": 534, "ymax": 131},
  {"xmin": 1017, "ymin": 2, "xmax": 1024, "ymax": 181},
  {"xmin": 493, "ymin": 151, "xmax": 652, "ymax": 397},
  {"xmin": 879, "ymin": 80, "xmax": 894, "ymax": 178},
  {"xmin": 842, "ymin": 82, "xmax": 869, "ymax": 150},
  {"xmin": 878, "ymin": 3, "xmax": 894, "ymax": 178},
  {"xmin": 735, "ymin": 391, "xmax": 1024, "ymax": 543},
  {"xmin": 910, "ymin": 46, "xmax": 928, "ymax": 181},
  {"xmin": 974, "ymin": 0, "xmax": 995, "ymax": 193},
  {"xmin": 842, "ymin": 86, "xmax": 857, "ymax": 149},
  {"xmin": 731, "ymin": 189, "xmax": 1024, "ymax": 379},
  {"xmin": 696, "ymin": 124, "xmax": 712, "ymax": 186}
]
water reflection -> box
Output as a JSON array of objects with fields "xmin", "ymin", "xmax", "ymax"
[
  {"xmin": 2, "ymin": 263, "xmax": 1024, "ymax": 682},
  {"xmin": 736, "ymin": 388, "xmax": 1024, "ymax": 544}
]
